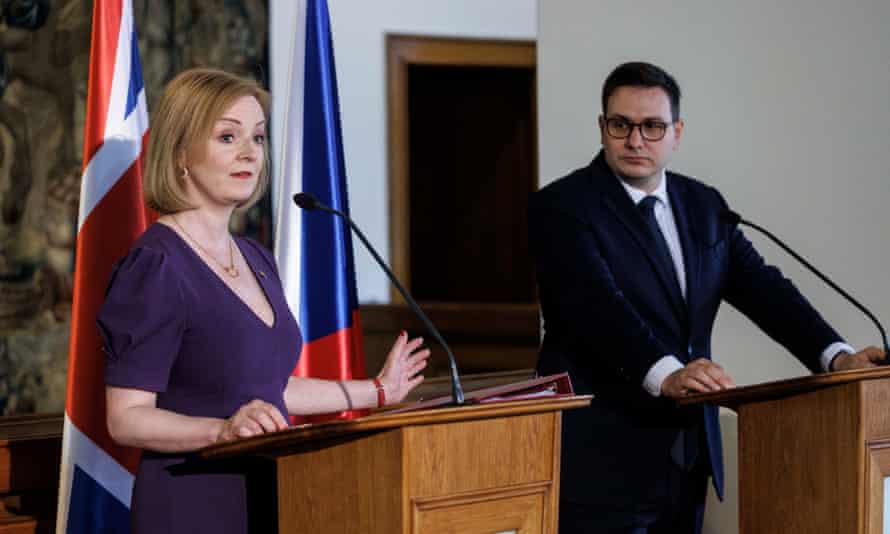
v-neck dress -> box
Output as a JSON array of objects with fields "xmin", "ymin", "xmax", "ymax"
[{"xmin": 98, "ymin": 223, "xmax": 302, "ymax": 534}]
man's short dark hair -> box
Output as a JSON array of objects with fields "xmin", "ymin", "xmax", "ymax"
[{"xmin": 602, "ymin": 62, "xmax": 681, "ymax": 121}]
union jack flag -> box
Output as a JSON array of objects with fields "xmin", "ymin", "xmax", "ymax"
[{"xmin": 57, "ymin": 0, "xmax": 150, "ymax": 531}]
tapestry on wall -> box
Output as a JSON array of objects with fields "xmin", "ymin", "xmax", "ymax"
[{"xmin": 0, "ymin": 0, "xmax": 270, "ymax": 415}]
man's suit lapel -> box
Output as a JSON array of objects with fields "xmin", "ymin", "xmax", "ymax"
[
  {"xmin": 668, "ymin": 177, "xmax": 699, "ymax": 329},
  {"xmin": 591, "ymin": 155, "xmax": 688, "ymax": 323}
]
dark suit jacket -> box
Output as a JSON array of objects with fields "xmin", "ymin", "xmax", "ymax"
[{"xmin": 530, "ymin": 152, "xmax": 842, "ymax": 506}]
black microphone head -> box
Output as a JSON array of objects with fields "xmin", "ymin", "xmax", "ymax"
[
  {"xmin": 719, "ymin": 209, "xmax": 742, "ymax": 226},
  {"xmin": 293, "ymin": 192, "xmax": 320, "ymax": 210}
]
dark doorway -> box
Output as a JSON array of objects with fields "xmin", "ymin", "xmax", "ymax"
[
  {"xmin": 370, "ymin": 36, "xmax": 540, "ymax": 379},
  {"xmin": 407, "ymin": 64, "xmax": 535, "ymax": 302},
  {"xmin": 387, "ymin": 35, "xmax": 537, "ymax": 305}
]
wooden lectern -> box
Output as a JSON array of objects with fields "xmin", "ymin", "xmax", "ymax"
[
  {"xmin": 197, "ymin": 395, "xmax": 590, "ymax": 533},
  {"xmin": 680, "ymin": 366, "xmax": 890, "ymax": 533}
]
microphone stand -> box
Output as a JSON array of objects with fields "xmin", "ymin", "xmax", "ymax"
[
  {"xmin": 722, "ymin": 210, "xmax": 890, "ymax": 365},
  {"xmin": 293, "ymin": 193, "xmax": 466, "ymax": 405}
]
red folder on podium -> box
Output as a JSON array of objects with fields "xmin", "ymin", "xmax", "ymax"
[{"xmin": 384, "ymin": 372, "xmax": 575, "ymax": 414}]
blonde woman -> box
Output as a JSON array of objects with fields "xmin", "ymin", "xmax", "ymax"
[{"xmin": 99, "ymin": 68, "xmax": 429, "ymax": 533}]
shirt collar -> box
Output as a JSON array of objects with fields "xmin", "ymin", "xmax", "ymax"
[{"xmin": 616, "ymin": 170, "xmax": 669, "ymax": 207}]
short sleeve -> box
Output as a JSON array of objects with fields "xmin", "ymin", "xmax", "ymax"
[{"xmin": 98, "ymin": 246, "xmax": 186, "ymax": 392}]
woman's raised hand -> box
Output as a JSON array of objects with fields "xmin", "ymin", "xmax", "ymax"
[{"xmin": 376, "ymin": 331, "xmax": 431, "ymax": 405}]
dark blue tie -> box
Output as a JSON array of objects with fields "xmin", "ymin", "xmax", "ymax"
[
  {"xmin": 638, "ymin": 196, "xmax": 699, "ymax": 470},
  {"xmin": 637, "ymin": 196, "xmax": 682, "ymax": 301}
]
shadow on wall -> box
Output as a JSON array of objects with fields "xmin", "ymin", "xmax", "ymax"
[{"xmin": 703, "ymin": 409, "xmax": 739, "ymax": 534}]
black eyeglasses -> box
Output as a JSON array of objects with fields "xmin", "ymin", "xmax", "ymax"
[{"xmin": 604, "ymin": 117, "xmax": 674, "ymax": 142}]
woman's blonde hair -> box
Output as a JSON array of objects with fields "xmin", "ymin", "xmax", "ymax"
[{"xmin": 143, "ymin": 68, "xmax": 270, "ymax": 214}]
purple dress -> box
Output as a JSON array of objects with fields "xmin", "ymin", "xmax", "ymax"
[{"xmin": 98, "ymin": 223, "xmax": 302, "ymax": 533}]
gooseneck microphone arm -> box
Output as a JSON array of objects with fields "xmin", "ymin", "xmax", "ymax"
[
  {"xmin": 720, "ymin": 209, "xmax": 890, "ymax": 365},
  {"xmin": 293, "ymin": 192, "xmax": 466, "ymax": 405}
]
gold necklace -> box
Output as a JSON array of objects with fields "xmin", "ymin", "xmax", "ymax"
[{"xmin": 171, "ymin": 216, "xmax": 240, "ymax": 278}]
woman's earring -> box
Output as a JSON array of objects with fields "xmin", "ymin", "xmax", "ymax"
[{"xmin": 181, "ymin": 167, "xmax": 190, "ymax": 179}]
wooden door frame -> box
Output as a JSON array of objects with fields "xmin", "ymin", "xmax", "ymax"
[{"xmin": 386, "ymin": 34, "xmax": 536, "ymax": 303}]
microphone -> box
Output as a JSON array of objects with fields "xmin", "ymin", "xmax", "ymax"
[
  {"xmin": 720, "ymin": 208, "xmax": 890, "ymax": 365},
  {"xmin": 293, "ymin": 192, "xmax": 466, "ymax": 404}
]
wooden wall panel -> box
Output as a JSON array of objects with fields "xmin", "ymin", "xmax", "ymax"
[
  {"xmin": 0, "ymin": 415, "xmax": 62, "ymax": 533},
  {"xmin": 360, "ymin": 303, "xmax": 540, "ymax": 379}
]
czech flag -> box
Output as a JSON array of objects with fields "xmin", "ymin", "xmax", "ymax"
[
  {"xmin": 272, "ymin": 0, "xmax": 366, "ymax": 418},
  {"xmin": 57, "ymin": 0, "xmax": 149, "ymax": 531}
]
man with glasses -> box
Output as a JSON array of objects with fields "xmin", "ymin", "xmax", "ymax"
[{"xmin": 529, "ymin": 61, "xmax": 883, "ymax": 534}]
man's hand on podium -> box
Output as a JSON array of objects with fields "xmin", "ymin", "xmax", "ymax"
[
  {"xmin": 661, "ymin": 358, "xmax": 737, "ymax": 399},
  {"xmin": 830, "ymin": 346, "xmax": 885, "ymax": 371}
]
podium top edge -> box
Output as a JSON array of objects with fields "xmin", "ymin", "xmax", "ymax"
[
  {"xmin": 677, "ymin": 365, "xmax": 890, "ymax": 409},
  {"xmin": 197, "ymin": 394, "xmax": 592, "ymax": 460}
]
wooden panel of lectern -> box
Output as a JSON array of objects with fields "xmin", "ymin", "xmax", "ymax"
[
  {"xmin": 198, "ymin": 384, "xmax": 589, "ymax": 533},
  {"xmin": 680, "ymin": 366, "xmax": 890, "ymax": 534}
]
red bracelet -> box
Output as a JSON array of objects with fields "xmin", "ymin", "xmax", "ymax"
[{"xmin": 372, "ymin": 377, "xmax": 386, "ymax": 407}]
